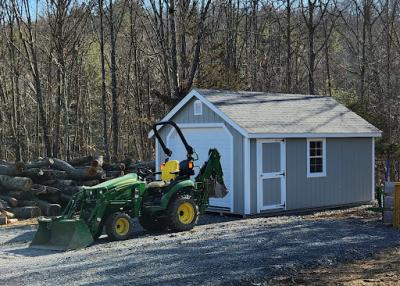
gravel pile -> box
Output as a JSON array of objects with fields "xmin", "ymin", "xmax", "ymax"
[{"xmin": 0, "ymin": 206, "xmax": 399, "ymax": 285}]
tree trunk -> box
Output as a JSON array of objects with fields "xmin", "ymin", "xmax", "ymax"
[
  {"xmin": 286, "ymin": 0, "xmax": 292, "ymax": 92},
  {"xmin": 98, "ymin": 0, "xmax": 110, "ymax": 162},
  {"xmin": 109, "ymin": 0, "xmax": 119, "ymax": 159}
]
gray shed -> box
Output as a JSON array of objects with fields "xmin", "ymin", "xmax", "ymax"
[{"xmin": 149, "ymin": 89, "xmax": 382, "ymax": 215}]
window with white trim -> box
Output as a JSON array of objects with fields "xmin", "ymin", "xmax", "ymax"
[
  {"xmin": 307, "ymin": 139, "xmax": 326, "ymax": 177},
  {"xmin": 194, "ymin": 100, "xmax": 203, "ymax": 115}
]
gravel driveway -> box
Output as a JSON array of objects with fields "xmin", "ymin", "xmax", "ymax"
[{"xmin": 0, "ymin": 206, "xmax": 399, "ymax": 286}]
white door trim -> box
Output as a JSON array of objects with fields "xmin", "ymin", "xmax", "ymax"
[
  {"xmin": 256, "ymin": 139, "xmax": 286, "ymax": 213},
  {"xmin": 165, "ymin": 123, "xmax": 234, "ymax": 211}
]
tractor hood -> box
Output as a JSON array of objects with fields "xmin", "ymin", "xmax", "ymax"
[{"xmin": 83, "ymin": 173, "xmax": 140, "ymax": 191}]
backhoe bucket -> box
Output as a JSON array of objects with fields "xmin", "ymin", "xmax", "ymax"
[{"xmin": 30, "ymin": 217, "xmax": 94, "ymax": 251}]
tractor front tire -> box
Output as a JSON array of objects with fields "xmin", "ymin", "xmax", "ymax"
[
  {"xmin": 139, "ymin": 213, "xmax": 167, "ymax": 232},
  {"xmin": 105, "ymin": 212, "xmax": 133, "ymax": 241},
  {"xmin": 167, "ymin": 195, "xmax": 199, "ymax": 232}
]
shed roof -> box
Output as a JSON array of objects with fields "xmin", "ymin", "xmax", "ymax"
[
  {"xmin": 197, "ymin": 89, "xmax": 381, "ymax": 136},
  {"xmin": 149, "ymin": 89, "xmax": 381, "ymax": 138}
]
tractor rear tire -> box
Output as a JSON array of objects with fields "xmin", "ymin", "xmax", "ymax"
[
  {"xmin": 105, "ymin": 212, "xmax": 133, "ymax": 241},
  {"xmin": 139, "ymin": 213, "xmax": 167, "ymax": 232},
  {"xmin": 167, "ymin": 195, "xmax": 199, "ymax": 232}
]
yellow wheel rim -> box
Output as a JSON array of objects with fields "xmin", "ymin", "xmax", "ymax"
[
  {"xmin": 177, "ymin": 202, "xmax": 195, "ymax": 224},
  {"xmin": 115, "ymin": 217, "xmax": 130, "ymax": 236}
]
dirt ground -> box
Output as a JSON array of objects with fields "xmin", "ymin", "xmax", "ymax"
[
  {"xmin": 264, "ymin": 207, "xmax": 400, "ymax": 286},
  {"xmin": 1, "ymin": 206, "xmax": 400, "ymax": 285},
  {"xmin": 267, "ymin": 247, "xmax": 400, "ymax": 286}
]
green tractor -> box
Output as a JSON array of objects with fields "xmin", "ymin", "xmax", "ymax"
[{"xmin": 30, "ymin": 121, "xmax": 228, "ymax": 251}]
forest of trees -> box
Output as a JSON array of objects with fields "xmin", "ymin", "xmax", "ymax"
[{"xmin": 0, "ymin": 0, "xmax": 398, "ymax": 167}]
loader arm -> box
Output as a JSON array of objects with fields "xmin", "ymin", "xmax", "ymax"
[{"xmin": 195, "ymin": 149, "xmax": 228, "ymax": 213}]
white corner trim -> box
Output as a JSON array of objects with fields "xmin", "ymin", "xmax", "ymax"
[
  {"xmin": 244, "ymin": 137, "xmax": 251, "ymax": 214},
  {"xmin": 372, "ymin": 137, "xmax": 375, "ymax": 200},
  {"xmin": 148, "ymin": 89, "xmax": 249, "ymax": 138},
  {"xmin": 306, "ymin": 138, "xmax": 327, "ymax": 178},
  {"xmin": 165, "ymin": 123, "xmax": 234, "ymax": 212},
  {"xmin": 249, "ymin": 132, "xmax": 382, "ymax": 139}
]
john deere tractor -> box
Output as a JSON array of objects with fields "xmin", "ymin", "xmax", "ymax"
[{"xmin": 30, "ymin": 121, "xmax": 228, "ymax": 251}]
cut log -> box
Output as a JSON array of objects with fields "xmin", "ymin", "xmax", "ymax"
[
  {"xmin": 0, "ymin": 175, "xmax": 32, "ymax": 192},
  {"xmin": 0, "ymin": 199, "xmax": 7, "ymax": 210},
  {"xmin": 0, "ymin": 161, "xmax": 25, "ymax": 176},
  {"xmin": 31, "ymin": 185, "xmax": 60, "ymax": 196},
  {"xmin": 58, "ymin": 186, "xmax": 82, "ymax": 196},
  {"xmin": 1, "ymin": 210, "xmax": 15, "ymax": 219},
  {"xmin": 127, "ymin": 161, "xmax": 155, "ymax": 172},
  {"xmin": 37, "ymin": 180, "xmax": 57, "ymax": 186},
  {"xmin": 40, "ymin": 170, "xmax": 68, "ymax": 180},
  {"xmin": 35, "ymin": 193, "xmax": 60, "ymax": 204},
  {"xmin": 17, "ymin": 200, "xmax": 37, "ymax": 207},
  {"xmin": 34, "ymin": 198, "xmax": 61, "ymax": 216},
  {"xmin": 122, "ymin": 158, "xmax": 133, "ymax": 167},
  {"xmin": 0, "ymin": 195, "xmax": 18, "ymax": 207},
  {"xmin": 25, "ymin": 158, "xmax": 54, "ymax": 169},
  {"xmin": 106, "ymin": 170, "xmax": 124, "ymax": 179},
  {"xmin": 53, "ymin": 180, "xmax": 77, "ymax": 187},
  {"xmin": 7, "ymin": 218, "xmax": 18, "ymax": 224},
  {"xmin": 52, "ymin": 159, "xmax": 105, "ymax": 180},
  {"xmin": 21, "ymin": 168, "xmax": 44, "ymax": 180},
  {"xmin": 91, "ymin": 155, "xmax": 104, "ymax": 168},
  {"xmin": 68, "ymin": 155, "xmax": 93, "ymax": 166},
  {"xmin": 103, "ymin": 163, "xmax": 125, "ymax": 171},
  {"xmin": 0, "ymin": 215, "xmax": 6, "ymax": 225},
  {"xmin": 7, "ymin": 190, "xmax": 34, "ymax": 200},
  {"xmin": 11, "ymin": 206, "xmax": 41, "ymax": 219},
  {"xmin": 60, "ymin": 193, "xmax": 72, "ymax": 205},
  {"xmin": 80, "ymin": 180, "xmax": 100, "ymax": 187}
]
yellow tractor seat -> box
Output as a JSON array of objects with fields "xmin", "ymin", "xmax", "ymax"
[
  {"xmin": 161, "ymin": 160, "xmax": 180, "ymax": 181},
  {"xmin": 147, "ymin": 160, "xmax": 180, "ymax": 189}
]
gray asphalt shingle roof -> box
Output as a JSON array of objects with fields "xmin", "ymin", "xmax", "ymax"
[{"xmin": 197, "ymin": 89, "xmax": 380, "ymax": 135}]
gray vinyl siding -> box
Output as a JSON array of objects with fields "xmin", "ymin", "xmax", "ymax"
[
  {"xmin": 250, "ymin": 139, "xmax": 257, "ymax": 214},
  {"xmin": 249, "ymin": 137, "xmax": 373, "ymax": 213},
  {"xmin": 156, "ymin": 98, "xmax": 245, "ymax": 214},
  {"xmin": 285, "ymin": 138, "xmax": 372, "ymax": 210}
]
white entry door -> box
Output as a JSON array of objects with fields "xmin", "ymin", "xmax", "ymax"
[
  {"xmin": 166, "ymin": 125, "xmax": 233, "ymax": 209},
  {"xmin": 257, "ymin": 139, "xmax": 286, "ymax": 212}
]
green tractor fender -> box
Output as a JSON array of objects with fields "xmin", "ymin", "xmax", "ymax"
[{"xmin": 160, "ymin": 180, "xmax": 195, "ymax": 209}]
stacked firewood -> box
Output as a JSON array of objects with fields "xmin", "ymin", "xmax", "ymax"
[{"xmin": 0, "ymin": 156, "xmax": 154, "ymax": 225}]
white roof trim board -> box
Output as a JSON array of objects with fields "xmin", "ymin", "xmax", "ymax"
[{"xmin": 148, "ymin": 89, "xmax": 382, "ymax": 139}]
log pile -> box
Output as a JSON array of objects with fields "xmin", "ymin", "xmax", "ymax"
[{"xmin": 0, "ymin": 156, "xmax": 154, "ymax": 225}]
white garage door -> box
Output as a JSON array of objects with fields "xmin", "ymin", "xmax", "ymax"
[{"xmin": 166, "ymin": 126, "xmax": 233, "ymax": 209}]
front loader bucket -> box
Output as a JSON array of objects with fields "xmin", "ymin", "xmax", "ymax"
[{"xmin": 30, "ymin": 217, "xmax": 94, "ymax": 251}]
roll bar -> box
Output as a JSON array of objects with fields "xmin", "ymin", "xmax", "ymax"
[{"xmin": 152, "ymin": 121, "xmax": 194, "ymax": 159}]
